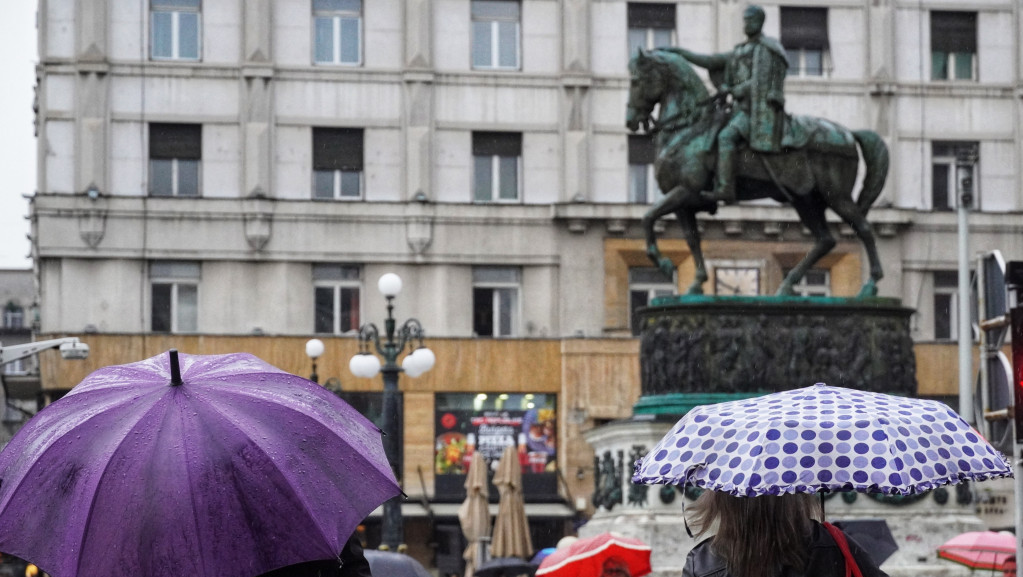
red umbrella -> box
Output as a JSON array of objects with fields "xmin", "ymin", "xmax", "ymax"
[
  {"xmin": 535, "ymin": 533, "xmax": 651, "ymax": 577},
  {"xmin": 938, "ymin": 531, "xmax": 1016, "ymax": 571}
]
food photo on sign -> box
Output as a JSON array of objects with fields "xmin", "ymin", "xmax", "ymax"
[{"xmin": 433, "ymin": 393, "xmax": 558, "ymax": 498}]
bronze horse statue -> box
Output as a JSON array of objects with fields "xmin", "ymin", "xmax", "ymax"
[{"xmin": 626, "ymin": 48, "xmax": 889, "ymax": 297}]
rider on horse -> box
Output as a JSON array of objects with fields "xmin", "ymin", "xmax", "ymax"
[{"xmin": 663, "ymin": 5, "xmax": 788, "ymax": 205}]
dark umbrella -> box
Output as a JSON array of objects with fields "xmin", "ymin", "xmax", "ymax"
[
  {"xmin": 0, "ymin": 350, "xmax": 401, "ymax": 577},
  {"xmin": 832, "ymin": 519, "xmax": 898, "ymax": 566},
  {"xmin": 475, "ymin": 557, "xmax": 539, "ymax": 577},
  {"xmin": 364, "ymin": 550, "xmax": 433, "ymax": 577}
]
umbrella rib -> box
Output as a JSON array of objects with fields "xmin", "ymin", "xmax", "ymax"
[
  {"xmin": 187, "ymin": 383, "xmax": 395, "ymax": 551},
  {"xmin": 72, "ymin": 391, "xmax": 171, "ymax": 577},
  {"xmin": 186, "ymin": 394, "xmax": 339, "ymax": 548}
]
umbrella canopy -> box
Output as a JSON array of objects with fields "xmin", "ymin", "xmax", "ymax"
[
  {"xmin": 459, "ymin": 451, "xmax": 493, "ymax": 577},
  {"xmin": 831, "ymin": 519, "xmax": 898, "ymax": 566},
  {"xmin": 490, "ymin": 446, "xmax": 533, "ymax": 559},
  {"xmin": 633, "ymin": 383, "xmax": 1012, "ymax": 496},
  {"xmin": 0, "ymin": 350, "xmax": 401, "ymax": 577},
  {"xmin": 364, "ymin": 550, "xmax": 433, "ymax": 577},
  {"xmin": 531, "ymin": 548, "xmax": 557, "ymax": 565},
  {"xmin": 535, "ymin": 533, "xmax": 652, "ymax": 577},
  {"xmin": 475, "ymin": 556, "xmax": 539, "ymax": 577},
  {"xmin": 938, "ymin": 531, "xmax": 1016, "ymax": 571}
]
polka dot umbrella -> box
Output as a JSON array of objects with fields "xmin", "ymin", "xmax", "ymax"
[{"xmin": 633, "ymin": 383, "xmax": 1012, "ymax": 496}]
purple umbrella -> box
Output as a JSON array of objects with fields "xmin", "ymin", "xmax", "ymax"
[{"xmin": 0, "ymin": 350, "xmax": 400, "ymax": 577}]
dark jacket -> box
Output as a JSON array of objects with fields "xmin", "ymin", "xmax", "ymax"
[
  {"xmin": 259, "ymin": 536, "xmax": 373, "ymax": 577},
  {"xmin": 682, "ymin": 521, "xmax": 888, "ymax": 577}
]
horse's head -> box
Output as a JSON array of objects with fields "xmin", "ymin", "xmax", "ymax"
[
  {"xmin": 626, "ymin": 48, "xmax": 660, "ymax": 133},
  {"xmin": 626, "ymin": 48, "xmax": 711, "ymax": 134}
]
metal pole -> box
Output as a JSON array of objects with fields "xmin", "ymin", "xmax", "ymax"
[
  {"xmin": 957, "ymin": 152, "xmax": 974, "ymax": 424},
  {"xmin": 1015, "ymin": 436, "xmax": 1022, "ymax": 577},
  {"xmin": 380, "ymin": 363, "xmax": 403, "ymax": 550},
  {"xmin": 379, "ymin": 296, "xmax": 404, "ymax": 550},
  {"xmin": 977, "ymin": 257, "xmax": 990, "ymax": 437}
]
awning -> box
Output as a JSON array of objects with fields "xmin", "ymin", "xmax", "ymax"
[{"xmin": 367, "ymin": 501, "xmax": 576, "ymax": 519}]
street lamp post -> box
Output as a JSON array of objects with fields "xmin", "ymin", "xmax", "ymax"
[
  {"xmin": 348, "ymin": 273, "xmax": 435, "ymax": 550},
  {"xmin": 305, "ymin": 338, "xmax": 324, "ymax": 383}
]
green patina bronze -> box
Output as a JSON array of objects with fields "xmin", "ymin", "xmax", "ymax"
[
  {"xmin": 626, "ymin": 5, "xmax": 891, "ymax": 298},
  {"xmin": 634, "ymin": 296, "xmax": 917, "ymax": 412}
]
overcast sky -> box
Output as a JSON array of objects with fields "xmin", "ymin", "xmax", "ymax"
[{"xmin": 0, "ymin": 2, "xmax": 37, "ymax": 270}]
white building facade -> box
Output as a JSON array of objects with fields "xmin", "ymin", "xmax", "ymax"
[{"xmin": 32, "ymin": 0, "xmax": 1023, "ymax": 347}]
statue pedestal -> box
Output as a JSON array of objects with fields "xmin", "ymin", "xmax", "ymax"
[{"xmin": 583, "ymin": 297, "xmax": 986, "ymax": 577}]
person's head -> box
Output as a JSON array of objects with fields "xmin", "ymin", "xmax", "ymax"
[
  {"xmin": 688, "ymin": 491, "xmax": 821, "ymax": 577},
  {"xmin": 743, "ymin": 5, "xmax": 766, "ymax": 37}
]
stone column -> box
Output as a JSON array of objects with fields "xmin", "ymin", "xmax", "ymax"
[
  {"xmin": 404, "ymin": 0, "xmax": 434, "ymax": 202},
  {"xmin": 76, "ymin": 0, "xmax": 109, "ymax": 195},
  {"xmin": 242, "ymin": 0, "xmax": 274, "ymax": 198},
  {"xmin": 562, "ymin": 0, "xmax": 591, "ymax": 203}
]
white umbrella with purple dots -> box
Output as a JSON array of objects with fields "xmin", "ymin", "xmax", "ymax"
[{"xmin": 633, "ymin": 383, "xmax": 1012, "ymax": 496}]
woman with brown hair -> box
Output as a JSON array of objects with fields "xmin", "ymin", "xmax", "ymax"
[{"xmin": 681, "ymin": 491, "xmax": 888, "ymax": 577}]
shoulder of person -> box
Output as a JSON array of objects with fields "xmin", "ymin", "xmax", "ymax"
[{"xmin": 684, "ymin": 539, "xmax": 730, "ymax": 577}]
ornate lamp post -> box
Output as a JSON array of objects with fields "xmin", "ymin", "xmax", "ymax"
[
  {"xmin": 305, "ymin": 338, "xmax": 324, "ymax": 383},
  {"xmin": 348, "ymin": 273, "xmax": 435, "ymax": 550}
]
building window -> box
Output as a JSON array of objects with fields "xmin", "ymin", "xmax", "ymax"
[
  {"xmin": 627, "ymin": 3, "xmax": 676, "ymax": 57},
  {"xmin": 629, "ymin": 267, "xmax": 675, "ymax": 335},
  {"xmin": 313, "ymin": 128, "xmax": 363, "ymax": 200},
  {"xmin": 932, "ymin": 141, "xmax": 979, "ymax": 211},
  {"xmin": 313, "ymin": 264, "xmax": 361, "ymax": 334},
  {"xmin": 473, "ymin": 132, "xmax": 520, "ymax": 202},
  {"xmin": 473, "ymin": 267, "xmax": 520, "ymax": 337},
  {"xmin": 151, "ymin": 261, "xmax": 200, "ymax": 333},
  {"xmin": 933, "ymin": 271, "xmax": 958, "ymax": 340},
  {"xmin": 931, "ymin": 11, "xmax": 976, "ymax": 81},
  {"xmin": 2, "ymin": 358, "xmax": 26, "ymax": 376},
  {"xmin": 781, "ymin": 7, "xmax": 828, "ymax": 77},
  {"xmin": 785, "ymin": 268, "xmax": 831, "ymax": 297},
  {"xmin": 628, "ymin": 135, "xmax": 657, "ymax": 204},
  {"xmin": 3, "ymin": 303, "xmax": 24, "ymax": 329},
  {"xmin": 151, "ymin": 0, "xmax": 201, "ymax": 60},
  {"xmin": 149, "ymin": 123, "xmax": 201, "ymax": 197},
  {"xmin": 313, "ymin": 0, "xmax": 362, "ymax": 65},
  {"xmin": 472, "ymin": 0, "xmax": 520, "ymax": 70}
]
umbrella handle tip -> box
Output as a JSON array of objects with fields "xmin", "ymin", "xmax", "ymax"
[{"xmin": 169, "ymin": 349, "xmax": 183, "ymax": 386}]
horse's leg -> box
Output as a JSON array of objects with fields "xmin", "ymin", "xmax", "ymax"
[
  {"xmin": 826, "ymin": 196, "xmax": 884, "ymax": 298},
  {"xmin": 779, "ymin": 198, "xmax": 836, "ymax": 296},
  {"xmin": 673, "ymin": 208, "xmax": 708, "ymax": 295},
  {"xmin": 642, "ymin": 185, "xmax": 688, "ymax": 279}
]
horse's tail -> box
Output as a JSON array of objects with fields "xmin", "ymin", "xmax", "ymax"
[{"xmin": 853, "ymin": 130, "xmax": 889, "ymax": 215}]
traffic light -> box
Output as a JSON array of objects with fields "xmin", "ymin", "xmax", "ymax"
[{"xmin": 1012, "ymin": 306, "xmax": 1023, "ymax": 441}]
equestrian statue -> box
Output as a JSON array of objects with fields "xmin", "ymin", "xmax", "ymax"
[{"xmin": 626, "ymin": 5, "xmax": 888, "ymax": 297}]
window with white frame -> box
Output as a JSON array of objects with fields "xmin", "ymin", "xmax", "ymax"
[
  {"xmin": 785, "ymin": 268, "xmax": 831, "ymax": 297},
  {"xmin": 781, "ymin": 7, "xmax": 828, "ymax": 77},
  {"xmin": 473, "ymin": 132, "xmax": 520, "ymax": 202},
  {"xmin": 472, "ymin": 0, "xmax": 520, "ymax": 70},
  {"xmin": 628, "ymin": 135, "xmax": 657, "ymax": 204},
  {"xmin": 930, "ymin": 11, "xmax": 976, "ymax": 81},
  {"xmin": 149, "ymin": 123, "xmax": 201, "ymax": 197},
  {"xmin": 313, "ymin": 264, "xmax": 361, "ymax": 334},
  {"xmin": 627, "ymin": 3, "xmax": 676, "ymax": 57},
  {"xmin": 151, "ymin": 261, "xmax": 200, "ymax": 333},
  {"xmin": 629, "ymin": 267, "xmax": 675, "ymax": 335},
  {"xmin": 933, "ymin": 271, "xmax": 958, "ymax": 340},
  {"xmin": 932, "ymin": 141, "xmax": 979, "ymax": 211},
  {"xmin": 2, "ymin": 358, "xmax": 26, "ymax": 376},
  {"xmin": 313, "ymin": 128, "xmax": 363, "ymax": 200},
  {"xmin": 151, "ymin": 0, "xmax": 201, "ymax": 61},
  {"xmin": 313, "ymin": 0, "xmax": 362, "ymax": 65},
  {"xmin": 3, "ymin": 303, "xmax": 24, "ymax": 329},
  {"xmin": 473, "ymin": 267, "xmax": 520, "ymax": 337}
]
